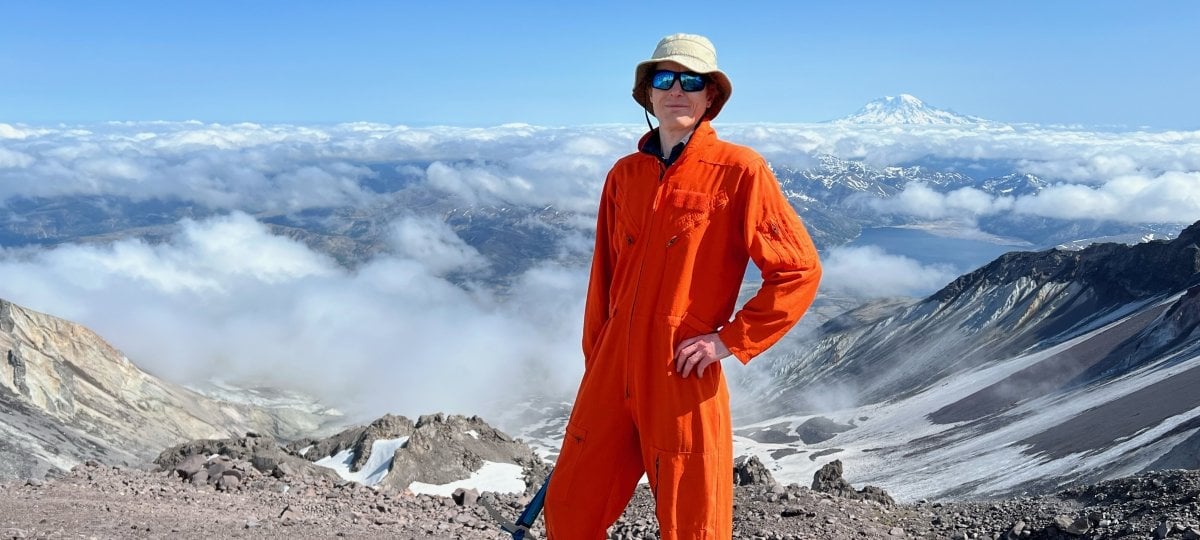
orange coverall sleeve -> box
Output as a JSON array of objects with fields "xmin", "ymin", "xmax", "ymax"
[
  {"xmin": 582, "ymin": 174, "xmax": 617, "ymax": 363},
  {"xmin": 718, "ymin": 158, "xmax": 822, "ymax": 364}
]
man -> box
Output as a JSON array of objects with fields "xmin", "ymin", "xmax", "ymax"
[{"xmin": 544, "ymin": 33, "xmax": 822, "ymax": 539}]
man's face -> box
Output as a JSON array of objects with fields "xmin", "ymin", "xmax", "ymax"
[{"xmin": 649, "ymin": 61, "xmax": 714, "ymax": 132}]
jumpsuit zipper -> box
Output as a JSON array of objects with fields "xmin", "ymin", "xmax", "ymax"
[
  {"xmin": 653, "ymin": 454, "xmax": 661, "ymax": 500},
  {"xmin": 622, "ymin": 159, "xmax": 672, "ymax": 401}
]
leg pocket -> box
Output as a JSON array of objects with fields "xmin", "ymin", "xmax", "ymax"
[
  {"xmin": 551, "ymin": 422, "xmax": 588, "ymax": 498},
  {"xmin": 651, "ymin": 447, "xmax": 720, "ymax": 537},
  {"xmin": 547, "ymin": 418, "xmax": 646, "ymax": 539},
  {"xmin": 544, "ymin": 422, "xmax": 590, "ymax": 537}
]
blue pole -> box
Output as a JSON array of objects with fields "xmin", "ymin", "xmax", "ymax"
[{"xmin": 511, "ymin": 470, "xmax": 552, "ymax": 539}]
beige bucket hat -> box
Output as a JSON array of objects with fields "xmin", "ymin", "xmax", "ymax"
[{"xmin": 633, "ymin": 33, "xmax": 733, "ymax": 120}]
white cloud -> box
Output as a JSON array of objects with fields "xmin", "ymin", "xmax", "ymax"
[
  {"xmin": 0, "ymin": 213, "xmax": 589, "ymax": 420},
  {"xmin": 12, "ymin": 213, "xmax": 335, "ymax": 296},
  {"xmin": 0, "ymin": 122, "xmax": 632, "ymax": 214},
  {"xmin": 267, "ymin": 163, "xmax": 375, "ymax": 213},
  {"xmin": 388, "ymin": 215, "xmax": 487, "ymax": 275},
  {"xmin": 872, "ymin": 171, "xmax": 1200, "ymax": 224},
  {"xmin": 425, "ymin": 161, "xmax": 527, "ymax": 206},
  {"xmin": 3, "ymin": 120, "xmax": 1197, "ymax": 223},
  {"xmin": 0, "ymin": 123, "xmax": 48, "ymax": 140},
  {"xmin": 869, "ymin": 182, "xmax": 1013, "ymax": 220},
  {"xmin": 1013, "ymin": 171, "xmax": 1200, "ymax": 222},
  {"xmin": 76, "ymin": 157, "xmax": 151, "ymax": 181},
  {"xmin": 0, "ymin": 148, "xmax": 34, "ymax": 169},
  {"xmin": 723, "ymin": 122, "xmax": 1200, "ymax": 224},
  {"xmin": 819, "ymin": 245, "xmax": 959, "ymax": 299}
]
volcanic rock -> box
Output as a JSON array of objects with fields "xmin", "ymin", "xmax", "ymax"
[
  {"xmin": 796, "ymin": 416, "xmax": 855, "ymax": 444},
  {"xmin": 812, "ymin": 460, "xmax": 894, "ymax": 506},
  {"xmin": 734, "ymin": 455, "xmax": 776, "ymax": 487}
]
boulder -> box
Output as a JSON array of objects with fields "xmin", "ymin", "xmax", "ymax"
[
  {"xmin": 733, "ymin": 455, "xmax": 776, "ymax": 487},
  {"xmin": 173, "ymin": 455, "xmax": 205, "ymax": 480},
  {"xmin": 796, "ymin": 416, "xmax": 855, "ymax": 445},
  {"xmin": 452, "ymin": 487, "xmax": 479, "ymax": 507},
  {"xmin": 812, "ymin": 460, "xmax": 856, "ymax": 497},
  {"xmin": 812, "ymin": 460, "xmax": 894, "ymax": 506}
]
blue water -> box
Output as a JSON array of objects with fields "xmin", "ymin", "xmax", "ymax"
[{"xmin": 848, "ymin": 227, "xmax": 1033, "ymax": 274}]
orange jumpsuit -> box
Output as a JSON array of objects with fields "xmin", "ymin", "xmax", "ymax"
[{"xmin": 544, "ymin": 121, "xmax": 821, "ymax": 539}]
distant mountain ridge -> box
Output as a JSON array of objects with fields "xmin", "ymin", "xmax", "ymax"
[
  {"xmin": 835, "ymin": 94, "xmax": 987, "ymax": 125},
  {"xmin": 761, "ymin": 221, "xmax": 1200, "ymax": 409},
  {"xmin": 771, "ymin": 154, "xmax": 1179, "ymax": 254},
  {"xmin": 736, "ymin": 220, "xmax": 1200, "ymax": 498},
  {"xmin": 0, "ymin": 145, "xmax": 1175, "ymax": 279}
]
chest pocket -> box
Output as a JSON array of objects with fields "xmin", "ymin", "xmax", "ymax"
[
  {"xmin": 666, "ymin": 189, "xmax": 727, "ymax": 236},
  {"xmin": 612, "ymin": 200, "xmax": 641, "ymax": 254}
]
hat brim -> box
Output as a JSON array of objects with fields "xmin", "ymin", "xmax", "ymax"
[{"xmin": 633, "ymin": 58, "xmax": 732, "ymax": 121}]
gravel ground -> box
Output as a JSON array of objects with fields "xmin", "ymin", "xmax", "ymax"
[{"xmin": 2, "ymin": 460, "xmax": 1199, "ymax": 539}]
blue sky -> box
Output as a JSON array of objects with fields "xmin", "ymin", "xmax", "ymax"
[{"xmin": 2, "ymin": 1, "xmax": 1198, "ymax": 128}]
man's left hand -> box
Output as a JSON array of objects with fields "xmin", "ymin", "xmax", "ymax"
[{"xmin": 674, "ymin": 333, "xmax": 732, "ymax": 379}]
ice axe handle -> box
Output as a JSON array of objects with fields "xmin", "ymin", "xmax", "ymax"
[{"xmin": 510, "ymin": 470, "xmax": 552, "ymax": 539}]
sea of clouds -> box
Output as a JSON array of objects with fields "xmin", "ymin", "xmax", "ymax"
[{"xmin": 0, "ymin": 120, "xmax": 1197, "ymax": 420}]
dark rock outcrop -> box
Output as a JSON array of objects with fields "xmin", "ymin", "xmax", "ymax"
[
  {"xmin": 811, "ymin": 460, "xmax": 894, "ymax": 506},
  {"xmin": 735, "ymin": 422, "xmax": 800, "ymax": 444},
  {"xmin": 796, "ymin": 416, "xmax": 855, "ymax": 445},
  {"xmin": 154, "ymin": 433, "xmax": 338, "ymax": 483},
  {"xmin": 0, "ymin": 300, "xmax": 15, "ymax": 333},
  {"xmin": 733, "ymin": 455, "xmax": 776, "ymax": 487},
  {"xmin": 6, "ymin": 348, "xmax": 29, "ymax": 397},
  {"xmin": 287, "ymin": 414, "xmax": 415, "ymax": 474},
  {"xmin": 289, "ymin": 413, "xmax": 547, "ymax": 495},
  {"xmin": 382, "ymin": 413, "xmax": 546, "ymax": 492}
]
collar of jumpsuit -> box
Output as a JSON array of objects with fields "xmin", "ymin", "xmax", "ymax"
[{"xmin": 640, "ymin": 126, "xmax": 696, "ymax": 167}]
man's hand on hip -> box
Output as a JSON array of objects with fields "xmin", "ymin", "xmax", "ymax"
[{"xmin": 674, "ymin": 333, "xmax": 732, "ymax": 379}]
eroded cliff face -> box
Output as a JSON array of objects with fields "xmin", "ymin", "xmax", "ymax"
[{"xmin": 0, "ymin": 298, "xmax": 340, "ymax": 480}]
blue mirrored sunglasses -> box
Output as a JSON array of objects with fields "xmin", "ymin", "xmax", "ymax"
[{"xmin": 651, "ymin": 70, "xmax": 707, "ymax": 92}]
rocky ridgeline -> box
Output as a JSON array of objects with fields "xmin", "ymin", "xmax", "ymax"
[
  {"xmin": 607, "ymin": 461, "xmax": 1200, "ymax": 540},
  {"xmin": 4, "ymin": 449, "xmax": 1200, "ymax": 538},
  {"xmin": 3, "ymin": 408, "xmax": 1200, "ymax": 539},
  {"xmin": 153, "ymin": 430, "xmax": 340, "ymax": 485},
  {"xmin": 285, "ymin": 412, "xmax": 551, "ymax": 492},
  {"xmin": 0, "ymin": 456, "xmax": 525, "ymax": 538},
  {"xmin": 150, "ymin": 412, "xmax": 551, "ymax": 495},
  {"xmin": 0, "ymin": 297, "xmax": 343, "ymax": 482}
]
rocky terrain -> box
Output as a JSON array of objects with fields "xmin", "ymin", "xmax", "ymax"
[
  {"xmin": 2, "ymin": 443, "xmax": 1199, "ymax": 540},
  {"xmin": 0, "ymin": 298, "xmax": 345, "ymax": 482}
]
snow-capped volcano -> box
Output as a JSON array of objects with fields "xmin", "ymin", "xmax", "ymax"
[{"xmin": 836, "ymin": 94, "xmax": 986, "ymax": 125}]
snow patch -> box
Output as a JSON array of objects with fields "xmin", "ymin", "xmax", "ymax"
[
  {"xmin": 407, "ymin": 461, "xmax": 526, "ymax": 496},
  {"xmin": 314, "ymin": 437, "xmax": 409, "ymax": 486}
]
